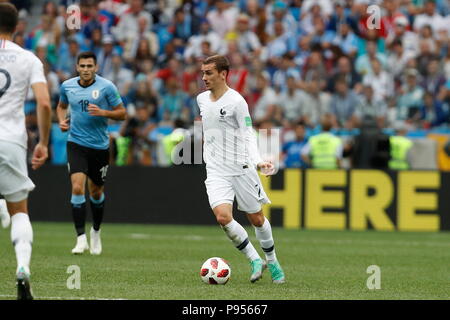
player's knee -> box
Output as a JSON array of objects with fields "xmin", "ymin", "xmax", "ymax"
[
  {"xmin": 248, "ymin": 212, "xmax": 265, "ymax": 227},
  {"xmin": 90, "ymin": 190, "xmax": 103, "ymax": 200},
  {"xmin": 72, "ymin": 184, "xmax": 84, "ymax": 195},
  {"xmin": 216, "ymin": 213, "xmax": 232, "ymax": 226}
]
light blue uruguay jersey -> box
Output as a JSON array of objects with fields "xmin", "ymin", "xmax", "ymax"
[{"xmin": 60, "ymin": 75, "xmax": 122, "ymax": 150}]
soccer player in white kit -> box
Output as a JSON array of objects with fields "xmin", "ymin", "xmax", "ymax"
[
  {"xmin": 197, "ymin": 55, "xmax": 285, "ymax": 283},
  {"xmin": 0, "ymin": 3, "xmax": 52, "ymax": 299}
]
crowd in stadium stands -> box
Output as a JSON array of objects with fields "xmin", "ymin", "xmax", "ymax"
[{"xmin": 10, "ymin": 0, "xmax": 450, "ymax": 167}]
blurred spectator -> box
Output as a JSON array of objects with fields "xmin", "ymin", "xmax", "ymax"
[
  {"xmin": 420, "ymin": 58, "xmax": 447, "ymax": 97},
  {"xmin": 278, "ymin": 76, "xmax": 304, "ymax": 125},
  {"xmin": 397, "ymin": 68, "xmax": 425, "ymax": 122},
  {"xmin": 355, "ymin": 84, "xmax": 388, "ymax": 129},
  {"xmin": 81, "ymin": 0, "xmax": 112, "ymax": 39},
  {"xmin": 362, "ymin": 58, "xmax": 394, "ymax": 101},
  {"xmin": 416, "ymin": 39, "xmax": 439, "ymax": 76},
  {"xmin": 444, "ymin": 46, "xmax": 450, "ymax": 80},
  {"xmin": 56, "ymin": 37, "xmax": 79, "ymax": 82},
  {"xmin": 386, "ymin": 15, "xmax": 419, "ymax": 56},
  {"xmin": 297, "ymin": 78, "xmax": 331, "ymax": 128},
  {"xmin": 112, "ymin": 0, "xmax": 153, "ymax": 45},
  {"xmin": 97, "ymin": 34, "xmax": 118, "ymax": 76},
  {"xmin": 309, "ymin": 16, "xmax": 334, "ymax": 49},
  {"xmin": 387, "ymin": 39, "xmax": 417, "ymax": 81},
  {"xmin": 300, "ymin": 3, "xmax": 327, "ymax": 36},
  {"xmin": 326, "ymin": 0, "xmax": 357, "ymax": 33},
  {"xmin": 282, "ymin": 121, "xmax": 309, "ymax": 168},
  {"xmin": 330, "ymin": 76, "xmax": 359, "ymax": 129},
  {"xmin": 117, "ymin": 103, "xmax": 156, "ymax": 166},
  {"xmin": 227, "ymin": 52, "xmax": 248, "ymax": 94},
  {"xmin": 301, "ymin": 0, "xmax": 333, "ymax": 17},
  {"xmin": 302, "ymin": 50, "xmax": 327, "ymax": 86},
  {"xmin": 159, "ymin": 76, "xmax": 188, "ymax": 121},
  {"xmin": 104, "ymin": 53, "xmax": 134, "ymax": 99},
  {"xmin": 252, "ymin": 72, "xmax": 279, "ymax": 122},
  {"xmin": 357, "ymin": 28, "xmax": 386, "ymax": 57},
  {"xmin": 87, "ymin": 28, "xmax": 104, "ymax": 56},
  {"xmin": 183, "ymin": 81, "xmax": 201, "ymax": 122},
  {"xmin": 206, "ymin": 0, "xmax": 239, "ymax": 38},
  {"xmin": 381, "ymin": 0, "xmax": 408, "ymax": 39},
  {"xmin": 169, "ymin": 7, "xmax": 194, "ymax": 53},
  {"xmin": 264, "ymin": 20, "xmax": 297, "ymax": 68},
  {"xmin": 227, "ymin": 13, "xmax": 262, "ymax": 58},
  {"xmin": 123, "ymin": 15, "xmax": 159, "ymax": 65},
  {"xmin": 419, "ymin": 91, "xmax": 448, "ymax": 128},
  {"xmin": 413, "ymin": 0, "xmax": 444, "ymax": 34},
  {"xmin": 241, "ymin": 0, "xmax": 260, "ymax": 30},
  {"xmin": 355, "ymin": 40, "xmax": 388, "ymax": 75},
  {"xmin": 129, "ymin": 75, "xmax": 159, "ymax": 116},
  {"xmin": 42, "ymin": 0, "xmax": 65, "ymax": 33},
  {"xmin": 156, "ymin": 40, "xmax": 183, "ymax": 68},
  {"xmin": 30, "ymin": 14, "xmax": 61, "ymax": 67},
  {"xmin": 273, "ymin": 54, "xmax": 301, "ymax": 92},
  {"xmin": 266, "ymin": 0, "xmax": 297, "ymax": 37},
  {"xmin": 327, "ymin": 55, "xmax": 362, "ymax": 93},
  {"xmin": 330, "ymin": 18, "xmax": 359, "ymax": 58},
  {"xmin": 183, "ymin": 19, "xmax": 225, "ymax": 63},
  {"xmin": 293, "ymin": 35, "xmax": 312, "ymax": 72}
]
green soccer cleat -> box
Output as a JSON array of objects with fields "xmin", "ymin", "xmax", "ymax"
[
  {"xmin": 250, "ymin": 258, "xmax": 267, "ymax": 283},
  {"xmin": 16, "ymin": 267, "xmax": 33, "ymax": 300},
  {"xmin": 268, "ymin": 260, "xmax": 285, "ymax": 284}
]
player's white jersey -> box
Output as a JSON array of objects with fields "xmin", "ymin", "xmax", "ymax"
[
  {"xmin": 197, "ymin": 88, "xmax": 262, "ymax": 176},
  {"xmin": 0, "ymin": 39, "xmax": 47, "ymax": 149}
]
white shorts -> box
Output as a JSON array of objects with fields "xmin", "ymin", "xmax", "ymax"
[
  {"xmin": 0, "ymin": 140, "xmax": 35, "ymax": 202},
  {"xmin": 205, "ymin": 167, "xmax": 271, "ymax": 214}
]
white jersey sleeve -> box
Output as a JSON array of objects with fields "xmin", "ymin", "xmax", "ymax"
[
  {"xmin": 0, "ymin": 40, "xmax": 47, "ymax": 149},
  {"xmin": 235, "ymin": 97, "xmax": 263, "ymax": 168},
  {"xmin": 29, "ymin": 56, "xmax": 47, "ymax": 86}
]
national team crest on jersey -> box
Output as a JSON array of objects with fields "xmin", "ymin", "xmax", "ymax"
[
  {"xmin": 219, "ymin": 107, "xmax": 226, "ymax": 122},
  {"xmin": 92, "ymin": 90, "xmax": 99, "ymax": 99}
]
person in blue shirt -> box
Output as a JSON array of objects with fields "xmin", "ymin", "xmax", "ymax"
[
  {"xmin": 282, "ymin": 121, "xmax": 309, "ymax": 168},
  {"xmin": 56, "ymin": 52, "xmax": 126, "ymax": 256}
]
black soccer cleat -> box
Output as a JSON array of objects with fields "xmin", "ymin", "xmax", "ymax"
[{"xmin": 16, "ymin": 268, "xmax": 33, "ymax": 300}]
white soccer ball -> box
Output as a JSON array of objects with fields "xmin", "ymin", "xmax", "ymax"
[{"xmin": 200, "ymin": 257, "xmax": 231, "ymax": 285}]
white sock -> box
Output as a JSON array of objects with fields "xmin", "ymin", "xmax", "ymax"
[
  {"xmin": 254, "ymin": 218, "xmax": 277, "ymax": 262},
  {"xmin": 10, "ymin": 213, "xmax": 33, "ymax": 275},
  {"xmin": 222, "ymin": 219, "xmax": 260, "ymax": 261}
]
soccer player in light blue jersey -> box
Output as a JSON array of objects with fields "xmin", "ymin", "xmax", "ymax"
[{"xmin": 56, "ymin": 52, "xmax": 126, "ymax": 255}]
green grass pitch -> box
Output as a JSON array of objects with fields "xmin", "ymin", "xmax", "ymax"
[{"xmin": 0, "ymin": 222, "xmax": 449, "ymax": 300}]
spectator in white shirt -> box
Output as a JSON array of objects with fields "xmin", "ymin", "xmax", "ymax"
[{"xmin": 363, "ymin": 58, "xmax": 394, "ymax": 101}]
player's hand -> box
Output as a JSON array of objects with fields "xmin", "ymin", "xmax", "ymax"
[
  {"xmin": 88, "ymin": 104, "xmax": 106, "ymax": 117},
  {"xmin": 31, "ymin": 143, "xmax": 48, "ymax": 170},
  {"xmin": 59, "ymin": 118, "xmax": 70, "ymax": 132},
  {"xmin": 257, "ymin": 161, "xmax": 276, "ymax": 176}
]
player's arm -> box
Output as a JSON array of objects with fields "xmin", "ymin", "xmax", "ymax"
[
  {"xmin": 31, "ymin": 82, "xmax": 52, "ymax": 170},
  {"xmin": 56, "ymin": 100, "xmax": 70, "ymax": 131},
  {"xmin": 236, "ymin": 99, "xmax": 275, "ymax": 176},
  {"xmin": 87, "ymin": 103, "xmax": 126, "ymax": 120}
]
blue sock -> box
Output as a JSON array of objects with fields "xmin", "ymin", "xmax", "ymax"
[
  {"xmin": 90, "ymin": 193, "xmax": 105, "ymax": 231},
  {"xmin": 71, "ymin": 195, "xmax": 86, "ymax": 236}
]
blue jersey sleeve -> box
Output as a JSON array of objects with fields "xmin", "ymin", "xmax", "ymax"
[
  {"xmin": 59, "ymin": 82, "xmax": 68, "ymax": 104},
  {"xmin": 105, "ymin": 82, "xmax": 123, "ymax": 107}
]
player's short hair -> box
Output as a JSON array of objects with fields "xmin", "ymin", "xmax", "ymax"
[
  {"xmin": 202, "ymin": 55, "xmax": 230, "ymax": 76},
  {"xmin": 0, "ymin": 3, "xmax": 18, "ymax": 34},
  {"xmin": 77, "ymin": 52, "xmax": 97, "ymax": 65}
]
